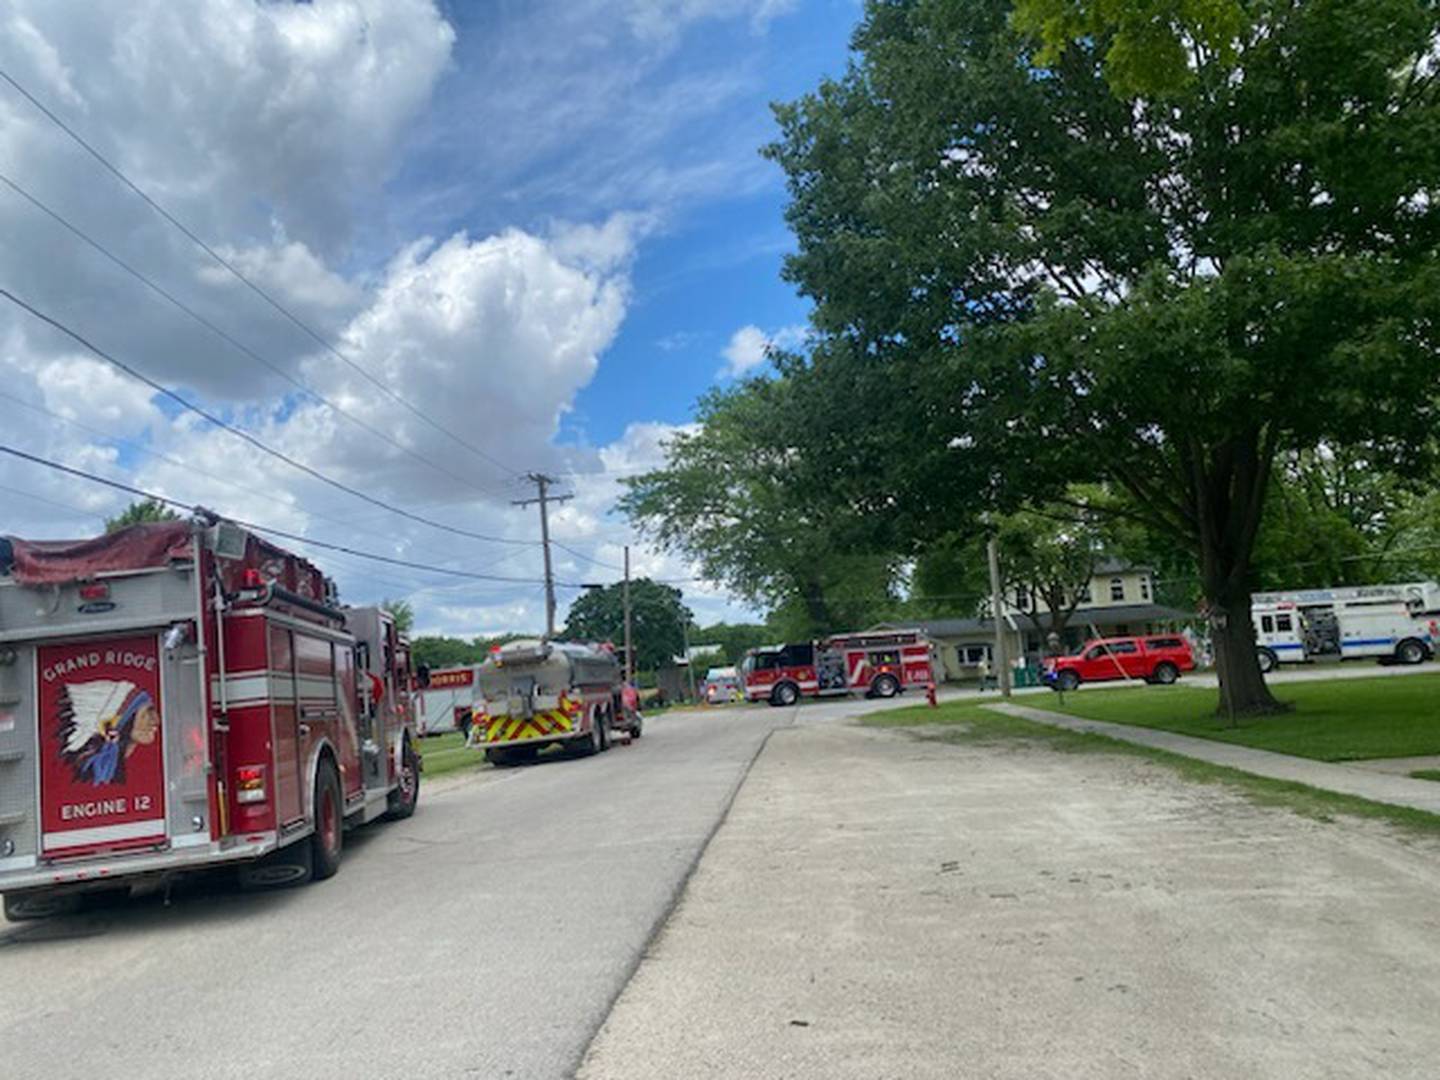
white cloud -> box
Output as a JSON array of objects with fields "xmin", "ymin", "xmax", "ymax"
[
  {"xmin": 719, "ymin": 322, "xmax": 806, "ymax": 377},
  {"xmin": 0, "ymin": 1, "xmax": 765, "ymax": 638},
  {"xmin": 623, "ymin": 0, "xmax": 798, "ymax": 42}
]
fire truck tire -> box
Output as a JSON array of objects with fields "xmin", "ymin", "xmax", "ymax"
[
  {"xmin": 310, "ymin": 760, "xmax": 344, "ymax": 882},
  {"xmin": 3, "ymin": 889, "xmax": 83, "ymax": 921},
  {"xmin": 598, "ymin": 707, "xmax": 612, "ymax": 752},
  {"xmin": 385, "ymin": 738, "xmax": 420, "ymax": 820},
  {"xmin": 871, "ymin": 674, "xmax": 900, "ymax": 698},
  {"xmin": 1396, "ymin": 638, "xmax": 1429, "ymax": 665},
  {"xmin": 630, "ymin": 714, "xmax": 643, "ymax": 739},
  {"xmin": 239, "ymin": 839, "xmax": 313, "ymax": 889},
  {"xmin": 1256, "ymin": 648, "xmax": 1279, "ymax": 674},
  {"xmin": 770, "ymin": 682, "xmax": 800, "ymax": 707}
]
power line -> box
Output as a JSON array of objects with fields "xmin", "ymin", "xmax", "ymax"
[
  {"xmin": 0, "ymin": 480, "xmax": 101, "ymax": 522},
  {"xmin": 552, "ymin": 540, "xmax": 625, "ymax": 573},
  {"xmin": 0, "ymin": 443, "xmax": 552, "ymax": 586},
  {"xmin": 0, "ymin": 386, "xmax": 538, "ymax": 588},
  {"xmin": 0, "ymin": 65, "xmax": 523, "ymax": 484},
  {"xmin": 0, "ymin": 168, "xmax": 510, "ymax": 500},
  {"xmin": 0, "ymin": 286, "xmax": 538, "ymax": 549}
]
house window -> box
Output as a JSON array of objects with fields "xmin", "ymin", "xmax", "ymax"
[
  {"xmin": 961, "ymin": 645, "xmax": 992, "ymax": 665},
  {"xmin": 1014, "ymin": 588, "xmax": 1031, "ymax": 610},
  {"xmin": 1140, "ymin": 576, "xmax": 1151, "ymax": 601},
  {"xmin": 1077, "ymin": 583, "xmax": 1092, "ymax": 604},
  {"xmin": 1110, "ymin": 578, "xmax": 1125, "ymax": 602}
]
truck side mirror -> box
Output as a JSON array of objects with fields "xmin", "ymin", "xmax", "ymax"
[{"xmin": 415, "ymin": 664, "xmax": 431, "ymax": 689}]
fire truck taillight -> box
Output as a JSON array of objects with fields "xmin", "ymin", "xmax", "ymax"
[{"xmin": 236, "ymin": 765, "xmax": 268, "ymax": 804}]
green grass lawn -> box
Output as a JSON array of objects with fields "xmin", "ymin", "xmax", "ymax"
[
  {"xmin": 863, "ymin": 696, "xmax": 1440, "ymax": 836},
  {"xmin": 415, "ymin": 731, "xmax": 486, "ymax": 779},
  {"xmin": 1036, "ymin": 671, "xmax": 1440, "ymax": 762}
]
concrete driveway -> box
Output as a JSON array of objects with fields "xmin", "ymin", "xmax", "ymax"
[{"xmin": 581, "ymin": 718, "xmax": 1440, "ymax": 1079}]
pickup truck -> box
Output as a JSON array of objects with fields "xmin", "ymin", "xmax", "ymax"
[{"xmin": 1045, "ymin": 635, "xmax": 1196, "ymax": 691}]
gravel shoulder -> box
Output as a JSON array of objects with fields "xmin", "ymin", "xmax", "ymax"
[{"xmin": 579, "ymin": 721, "xmax": 1440, "ymax": 1079}]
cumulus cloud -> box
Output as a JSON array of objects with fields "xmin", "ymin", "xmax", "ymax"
[
  {"xmin": 0, "ymin": 1, "xmax": 764, "ymax": 636},
  {"xmin": 719, "ymin": 322, "xmax": 806, "ymax": 378}
]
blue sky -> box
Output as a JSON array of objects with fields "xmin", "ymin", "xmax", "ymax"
[{"xmin": 398, "ymin": 0, "xmax": 857, "ymax": 447}]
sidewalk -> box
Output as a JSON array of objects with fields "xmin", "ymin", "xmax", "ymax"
[
  {"xmin": 578, "ymin": 722, "xmax": 1440, "ymax": 1079},
  {"xmin": 990, "ymin": 702, "xmax": 1440, "ymax": 815}
]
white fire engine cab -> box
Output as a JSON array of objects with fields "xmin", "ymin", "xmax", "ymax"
[
  {"xmin": 0, "ymin": 515, "xmax": 420, "ymax": 919},
  {"xmin": 742, "ymin": 629, "xmax": 936, "ymax": 707}
]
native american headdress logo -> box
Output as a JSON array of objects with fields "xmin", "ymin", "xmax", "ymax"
[{"xmin": 53, "ymin": 679, "xmax": 157, "ymax": 787}]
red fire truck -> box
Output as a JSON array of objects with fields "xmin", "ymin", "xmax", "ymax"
[
  {"xmin": 742, "ymin": 629, "xmax": 936, "ymax": 706},
  {"xmin": 0, "ymin": 515, "xmax": 420, "ymax": 919}
]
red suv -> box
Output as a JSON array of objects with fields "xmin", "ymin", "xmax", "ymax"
[{"xmin": 1045, "ymin": 635, "xmax": 1195, "ymax": 691}]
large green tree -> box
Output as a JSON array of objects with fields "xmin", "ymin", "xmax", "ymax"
[
  {"xmin": 620, "ymin": 377, "xmax": 901, "ymax": 637},
  {"xmin": 766, "ymin": 0, "xmax": 1440, "ymax": 714},
  {"xmin": 562, "ymin": 578, "xmax": 693, "ymax": 673}
]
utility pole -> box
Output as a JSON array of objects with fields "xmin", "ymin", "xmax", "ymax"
[
  {"xmin": 623, "ymin": 545, "xmax": 634, "ymax": 685},
  {"xmin": 987, "ymin": 535, "xmax": 1012, "ymax": 699},
  {"xmin": 513, "ymin": 473, "xmax": 572, "ymax": 639}
]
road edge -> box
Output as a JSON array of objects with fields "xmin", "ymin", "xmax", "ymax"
[{"xmin": 568, "ymin": 722, "xmax": 787, "ymax": 1078}]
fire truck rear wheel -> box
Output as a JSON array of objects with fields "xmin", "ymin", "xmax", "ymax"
[
  {"xmin": 770, "ymin": 682, "xmax": 800, "ymax": 707},
  {"xmin": 598, "ymin": 707, "xmax": 612, "ymax": 752},
  {"xmin": 871, "ymin": 674, "xmax": 900, "ymax": 698},
  {"xmin": 385, "ymin": 738, "xmax": 420, "ymax": 820},
  {"xmin": 3, "ymin": 889, "xmax": 83, "ymax": 921},
  {"xmin": 310, "ymin": 760, "xmax": 343, "ymax": 882}
]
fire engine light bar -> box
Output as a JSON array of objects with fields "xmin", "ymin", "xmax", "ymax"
[{"xmin": 236, "ymin": 765, "xmax": 267, "ymax": 804}]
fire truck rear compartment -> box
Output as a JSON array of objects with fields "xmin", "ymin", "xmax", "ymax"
[{"xmin": 0, "ymin": 571, "xmax": 216, "ymax": 889}]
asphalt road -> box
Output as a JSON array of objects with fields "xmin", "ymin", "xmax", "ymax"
[{"xmin": 0, "ymin": 702, "xmax": 823, "ymax": 1080}]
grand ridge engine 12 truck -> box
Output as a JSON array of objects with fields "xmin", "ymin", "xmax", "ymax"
[{"xmin": 0, "ymin": 514, "xmax": 420, "ymax": 919}]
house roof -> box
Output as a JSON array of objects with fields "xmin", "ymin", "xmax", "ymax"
[
  {"xmin": 1067, "ymin": 603, "xmax": 1194, "ymax": 628},
  {"xmin": 1092, "ymin": 557, "xmax": 1154, "ymax": 575}
]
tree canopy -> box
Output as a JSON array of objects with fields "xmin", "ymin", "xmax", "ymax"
[
  {"xmin": 381, "ymin": 598, "xmax": 415, "ymax": 635},
  {"xmin": 619, "ymin": 377, "xmax": 901, "ymax": 637},
  {"xmin": 562, "ymin": 578, "xmax": 693, "ymax": 672},
  {"xmin": 105, "ymin": 498, "xmax": 179, "ymax": 533},
  {"xmin": 754, "ymin": 0, "xmax": 1440, "ymax": 713},
  {"xmin": 1011, "ymin": 0, "xmax": 1246, "ymax": 96}
]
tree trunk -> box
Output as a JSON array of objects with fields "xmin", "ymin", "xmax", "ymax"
[
  {"xmin": 1180, "ymin": 427, "xmax": 1288, "ymax": 718},
  {"xmin": 1206, "ymin": 585, "xmax": 1288, "ymax": 719}
]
